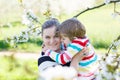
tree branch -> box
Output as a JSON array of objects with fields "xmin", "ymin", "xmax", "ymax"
[{"xmin": 73, "ymin": 0, "xmax": 120, "ymax": 18}]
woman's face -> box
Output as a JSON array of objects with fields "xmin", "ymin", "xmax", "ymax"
[{"xmin": 42, "ymin": 26, "xmax": 61, "ymax": 51}]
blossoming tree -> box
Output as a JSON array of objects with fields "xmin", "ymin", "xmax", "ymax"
[{"xmin": 6, "ymin": 0, "xmax": 120, "ymax": 80}]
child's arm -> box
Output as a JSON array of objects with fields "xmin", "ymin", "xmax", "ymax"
[{"xmin": 45, "ymin": 38, "xmax": 89, "ymax": 64}]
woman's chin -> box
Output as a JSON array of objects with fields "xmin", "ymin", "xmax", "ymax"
[
  {"xmin": 49, "ymin": 46, "xmax": 60, "ymax": 51},
  {"xmin": 51, "ymin": 48, "xmax": 60, "ymax": 52},
  {"xmin": 52, "ymin": 48, "xmax": 58, "ymax": 51}
]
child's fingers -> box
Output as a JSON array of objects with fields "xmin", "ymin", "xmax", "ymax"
[
  {"xmin": 42, "ymin": 44, "xmax": 45, "ymax": 48},
  {"xmin": 82, "ymin": 47, "xmax": 89, "ymax": 56}
]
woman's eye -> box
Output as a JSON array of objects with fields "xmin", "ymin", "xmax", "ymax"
[
  {"xmin": 45, "ymin": 36, "xmax": 50, "ymax": 39},
  {"xmin": 54, "ymin": 35, "xmax": 59, "ymax": 38}
]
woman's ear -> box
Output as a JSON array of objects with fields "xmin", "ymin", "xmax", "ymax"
[{"xmin": 41, "ymin": 34, "xmax": 43, "ymax": 39}]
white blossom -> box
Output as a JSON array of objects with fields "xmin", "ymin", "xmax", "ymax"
[
  {"xmin": 10, "ymin": 40, "xmax": 15, "ymax": 46},
  {"xmin": 111, "ymin": 12, "xmax": 119, "ymax": 18},
  {"xmin": 114, "ymin": 74, "xmax": 120, "ymax": 80},
  {"xmin": 19, "ymin": 31, "xmax": 29, "ymax": 42},
  {"xmin": 99, "ymin": 60, "xmax": 108, "ymax": 71},
  {"xmin": 106, "ymin": 72, "xmax": 114, "ymax": 79},
  {"xmin": 96, "ymin": 73, "xmax": 102, "ymax": 80},
  {"xmin": 13, "ymin": 36, "xmax": 19, "ymax": 43},
  {"xmin": 104, "ymin": 0, "xmax": 111, "ymax": 4},
  {"xmin": 27, "ymin": 23, "xmax": 34, "ymax": 29},
  {"xmin": 112, "ymin": 48, "xmax": 117, "ymax": 52},
  {"xmin": 113, "ymin": 40, "xmax": 120, "ymax": 47},
  {"xmin": 33, "ymin": 28, "xmax": 41, "ymax": 36},
  {"xmin": 40, "ymin": 65, "xmax": 77, "ymax": 80},
  {"xmin": 22, "ymin": 9, "xmax": 39, "ymax": 26},
  {"xmin": 22, "ymin": 15, "xmax": 31, "ymax": 25},
  {"xmin": 106, "ymin": 53, "xmax": 117, "ymax": 64}
]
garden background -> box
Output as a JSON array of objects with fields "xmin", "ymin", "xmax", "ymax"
[{"xmin": 0, "ymin": 0, "xmax": 120, "ymax": 80}]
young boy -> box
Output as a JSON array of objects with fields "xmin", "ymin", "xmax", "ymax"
[{"xmin": 44, "ymin": 18, "xmax": 99, "ymax": 80}]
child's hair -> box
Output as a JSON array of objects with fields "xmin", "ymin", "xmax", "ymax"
[{"xmin": 59, "ymin": 18, "xmax": 86, "ymax": 40}]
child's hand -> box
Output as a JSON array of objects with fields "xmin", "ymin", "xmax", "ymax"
[
  {"xmin": 42, "ymin": 44, "xmax": 49, "ymax": 53},
  {"xmin": 81, "ymin": 47, "xmax": 89, "ymax": 56},
  {"xmin": 41, "ymin": 44, "xmax": 51, "ymax": 56},
  {"xmin": 72, "ymin": 47, "xmax": 89, "ymax": 62},
  {"xmin": 70, "ymin": 47, "xmax": 89, "ymax": 71}
]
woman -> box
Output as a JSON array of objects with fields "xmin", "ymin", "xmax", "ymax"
[{"xmin": 38, "ymin": 18, "xmax": 70, "ymax": 72}]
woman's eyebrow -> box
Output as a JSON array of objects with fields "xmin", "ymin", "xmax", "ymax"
[{"xmin": 45, "ymin": 35, "xmax": 50, "ymax": 37}]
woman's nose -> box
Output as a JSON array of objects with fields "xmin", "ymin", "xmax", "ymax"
[
  {"xmin": 61, "ymin": 39, "xmax": 64, "ymax": 43},
  {"xmin": 50, "ymin": 38, "xmax": 54, "ymax": 44}
]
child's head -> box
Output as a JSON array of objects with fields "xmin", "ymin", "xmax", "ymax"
[{"xmin": 59, "ymin": 18, "xmax": 86, "ymax": 46}]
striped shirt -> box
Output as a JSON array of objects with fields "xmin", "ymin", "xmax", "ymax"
[{"xmin": 45, "ymin": 37, "xmax": 98, "ymax": 79}]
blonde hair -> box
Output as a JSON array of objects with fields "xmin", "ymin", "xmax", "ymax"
[{"xmin": 59, "ymin": 18, "xmax": 86, "ymax": 40}]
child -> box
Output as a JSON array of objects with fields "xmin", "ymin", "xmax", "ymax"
[{"xmin": 44, "ymin": 18, "xmax": 99, "ymax": 80}]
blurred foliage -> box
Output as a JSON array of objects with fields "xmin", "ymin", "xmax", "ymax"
[
  {"xmin": 0, "ymin": 55, "xmax": 38, "ymax": 80},
  {"xmin": 0, "ymin": 38, "xmax": 43, "ymax": 53},
  {"xmin": 0, "ymin": 40, "xmax": 10, "ymax": 50}
]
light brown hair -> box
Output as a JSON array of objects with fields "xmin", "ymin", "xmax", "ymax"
[
  {"xmin": 41, "ymin": 18, "xmax": 60, "ymax": 36},
  {"xmin": 59, "ymin": 18, "xmax": 86, "ymax": 40}
]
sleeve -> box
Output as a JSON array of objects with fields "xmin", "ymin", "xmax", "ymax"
[
  {"xmin": 60, "ymin": 42, "xmax": 66, "ymax": 50},
  {"xmin": 45, "ymin": 38, "xmax": 89, "ymax": 64}
]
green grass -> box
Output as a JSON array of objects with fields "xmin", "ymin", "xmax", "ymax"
[
  {"xmin": 0, "ymin": 23, "xmax": 26, "ymax": 39},
  {"xmin": 15, "ymin": 38, "xmax": 43, "ymax": 53},
  {"xmin": 0, "ymin": 56, "xmax": 38, "ymax": 80}
]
